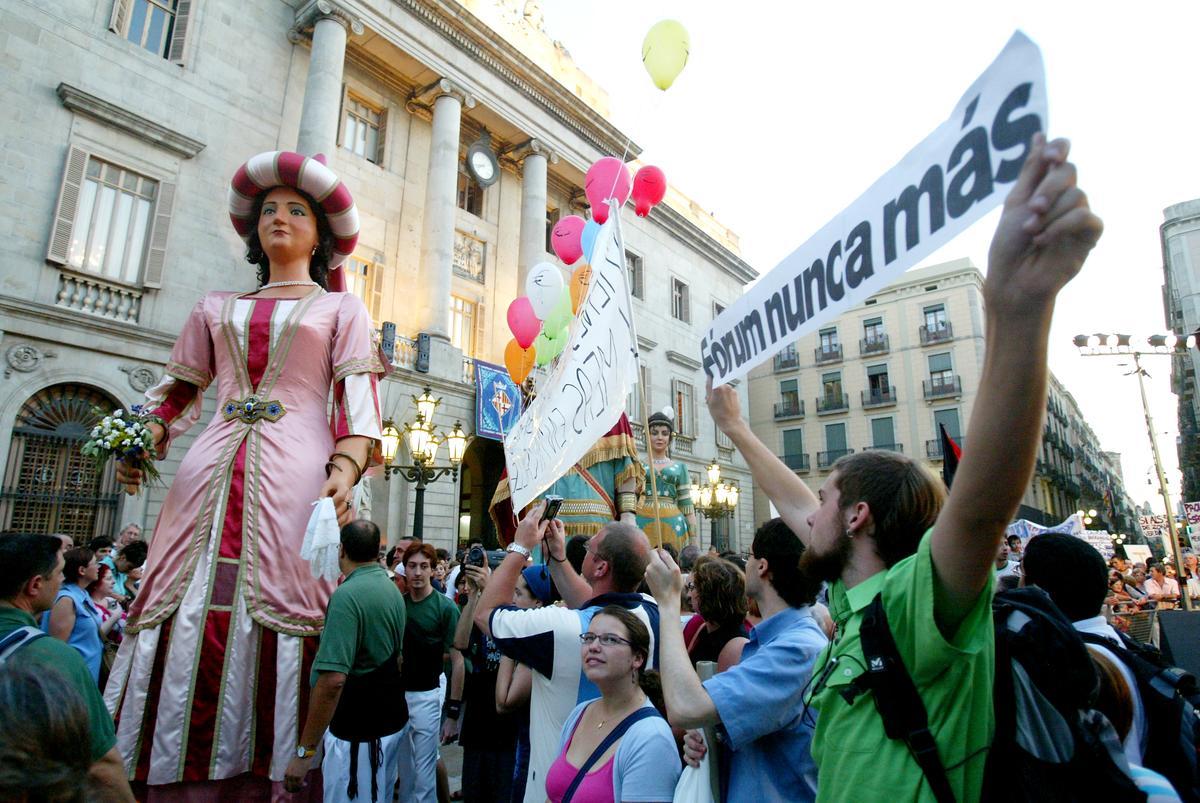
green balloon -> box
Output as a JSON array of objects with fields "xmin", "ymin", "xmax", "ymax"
[
  {"xmin": 534, "ymin": 332, "xmax": 554, "ymax": 366},
  {"xmin": 544, "ymin": 288, "xmax": 573, "ymax": 333}
]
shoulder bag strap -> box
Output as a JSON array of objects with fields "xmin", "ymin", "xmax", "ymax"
[
  {"xmin": 858, "ymin": 594, "xmax": 957, "ymax": 803},
  {"xmin": 562, "ymin": 706, "xmax": 660, "ymax": 803},
  {"xmin": 0, "ymin": 626, "xmax": 47, "ymax": 665}
]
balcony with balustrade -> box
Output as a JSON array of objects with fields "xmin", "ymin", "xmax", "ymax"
[
  {"xmin": 866, "ymin": 443, "xmax": 904, "ymax": 453},
  {"xmin": 922, "ymin": 376, "xmax": 962, "ymax": 400},
  {"xmin": 926, "ymin": 436, "xmax": 965, "ymax": 459},
  {"xmin": 861, "ymin": 385, "xmax": 897, "ymax": 409},
  {"xmin": 814, "ymin": 343, "xmax": 843, "ymax": 365},
  {"xmin": 817, "ymin": 448, "xmax": 854, "ymax": 469},
  {"xmin": 773, "ymin": 349, "xmax": 799, "ymax": 372},
  {"xmin": 774, "ymin": 399, "xmax": 805, "ymax": 420},
  {"xmin": 816, "ymin": 392, "xmax": 849, "ymax": 414},
  {"xmin": 783, "ymin": 453, "xmax": 810, "ymax": 472},
  {"xmin": 859, "ymin": 334, "xmax": 890, "ymax": 356},
  {"xmin": 919, "ymin": 322, "xmax": 954, "ymax": 345}
]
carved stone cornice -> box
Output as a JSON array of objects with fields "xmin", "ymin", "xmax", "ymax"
[
  {"xmin": 666, "ymin": 350, "xmax": 702, "ymax": 371},
  {"xmin": 289, "ymin": 0, "xmax": 364, "ymax": 43},
  {"xmin": 405, "ymin": 77, "xmax": 477, "ymax": 121},
  {"xmin": 499, "ymin": 138, "xmax": 560, "ymax": 173},
  {"xmin": 56, "ymin": 83, "xmax": 205, "ymax": 159}
]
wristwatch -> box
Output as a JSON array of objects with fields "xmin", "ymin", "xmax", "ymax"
[
  {"xmin": 506, "ymin": 542, "xmax": 532, "ymax": 559},
  {"xmin": 296, "ymin": 745, "xmax": 317, "ymax": 759}
]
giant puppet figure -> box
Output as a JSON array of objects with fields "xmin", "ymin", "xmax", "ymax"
[
  {"xmin": 489, "ymin": 380, "xmax": 643, "ymax": 543},
  {"xmin": 107, "ymin": 151, "xmax": 384, "ymax": 798},
  {"xmin": 636, "ymin": 408, "xmax": 698, "ymax": 550}
]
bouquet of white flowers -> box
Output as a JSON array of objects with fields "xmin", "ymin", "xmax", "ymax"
[{"xmin": 80, "ymin": 406, "xmax": 162, "ymax": 489}]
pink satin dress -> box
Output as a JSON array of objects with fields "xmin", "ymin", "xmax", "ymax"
[{"xmin": 103, "ymin": 289, "xmax": 383, "ymax": 797}]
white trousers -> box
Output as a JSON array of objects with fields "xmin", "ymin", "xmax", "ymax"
[
  {"xmin": 322, "ymin": 727, "xmax": 407, "ymax": 803},
  {"xmin": 396, "ymin": 688, "xmax": 441, "ymax": 803}
]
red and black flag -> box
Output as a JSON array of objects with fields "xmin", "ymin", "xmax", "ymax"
[{"xmin": 939, "ymin": 423, "xmax": 962, "ymax": 489}]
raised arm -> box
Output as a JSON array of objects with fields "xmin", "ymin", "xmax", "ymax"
[
  {"xmin": 706, "ymin": 381, "xmax": 818, "ymax": 543},
  {"xmin": 475, "ymin": 503, "xmax": 548, "ymax": 637},
  {"xmin": 932, "ymin": 134, "xmax": 1102, "ymax": 631}
]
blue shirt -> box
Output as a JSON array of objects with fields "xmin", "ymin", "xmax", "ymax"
[
  {"xmin": 40, "ymin": 584, "xmax": 104, "ymax": 682},
  {"xmin": 703, "ymin": 605, "xmax": 828, "ymax": 803},
  {"xmin": 100, "ymin": 555, "xmax": 129, "ymax": 598}
]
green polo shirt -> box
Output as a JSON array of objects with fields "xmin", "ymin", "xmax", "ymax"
[
  {"xmin": 0, "ymin": 607, "xmax": 116, "ymax": 763},
  {"xmin": 809, "ymin": 529, "xmax": 994, "ymax": 802},
  {"xmin": 311, "ymin": 564, "xmax": 406, "ymax": 686}
]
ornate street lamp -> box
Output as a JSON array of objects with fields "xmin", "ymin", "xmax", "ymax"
[
  {"xmin": 693, "ymin": 458, "xmax": 740, "ymax": 552},
  {"xmin": 381, "ymin": 387, "xmax": 469, "ymax": 540}
]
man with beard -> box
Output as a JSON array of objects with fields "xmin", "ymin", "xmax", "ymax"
[
  {"xmin": 645, "ymin": 518, "xmax": 827, "ymax": 801},
  {"xmin": 672, "ymin": 134, "xmax": 1104, "ymax": 801}
]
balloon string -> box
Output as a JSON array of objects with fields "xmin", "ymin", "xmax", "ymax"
[{"xmin": 605, "ymin": 136, "xmax": 634, "ymax": 211}]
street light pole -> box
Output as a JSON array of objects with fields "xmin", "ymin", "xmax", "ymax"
[
  {"xmin": 1075, "ymin": 336, "xmax": 1192, "ymax": 611},
  {"xmin": 1132, "ymin": 352, "xmax": 1190, "ymax": 608}
]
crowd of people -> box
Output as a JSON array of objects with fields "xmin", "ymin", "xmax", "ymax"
[{"xmin": 11, "ymin": 133, "xmax": 1200, "ymax": 803}]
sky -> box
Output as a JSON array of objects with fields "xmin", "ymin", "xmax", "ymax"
[{"xmin": 536, "ymin": 0, "xmax": 1200, "ymax": 517}]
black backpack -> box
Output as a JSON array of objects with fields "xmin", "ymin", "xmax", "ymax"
[
  {"xmin": 1080, "ymin": 627, "xmax": 1200, "ymax": 802},
  {"xmin": 858, "ymin": 587, "xmax": 1146, "ymax": 802}
]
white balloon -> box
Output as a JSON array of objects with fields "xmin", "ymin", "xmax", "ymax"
[{"xmin": 525, "ymin": 262, "xmax": 565, "ymax": 320}]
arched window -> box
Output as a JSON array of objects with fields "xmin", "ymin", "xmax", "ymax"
[{"xmin": 0, "ymin": 384, "xmax": 122, "ymax": 542}]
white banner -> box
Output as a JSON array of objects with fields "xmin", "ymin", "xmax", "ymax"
[
  {"xmin": 1124, "ymin": 544, "xmax": 1153, "ymax": 565},
  {"xmin": 503, "ymin": 209, "xmax": 640, "ymax": 512},
  {"xmin": 1140, "ymin": 514, "xmax": 1169, "ymax": 540},
  {"xmin": 1183, "ymin": 501, "xmax": 1200, "ymax": 525},
  {"xmin": 1078, "ymin": 530, "xmax": 1115, "ymax": 560},
  {"xmin": 1006, "ymin": 513, "xmax": 1082, "ymax": 542},
  {"xmin": 703, "ymin": 31, "xmax": 1047, "ymax": 386}
]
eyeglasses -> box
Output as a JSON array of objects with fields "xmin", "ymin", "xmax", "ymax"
[
  {"xmin": 579, "ymin": 633, "xmax": 632, "ymax": 648},
  {"xmin": 684, "ymin": 581, "xmax": 696, "ymax": 592},
  {"xmin": 585, "ymin": 540, "xmax": 606, "ymax": 561}
]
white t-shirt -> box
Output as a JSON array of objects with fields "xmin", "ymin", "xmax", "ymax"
[{"xmin": 1074, "ymin": 615, "xmax": 1147, "ymax": 765}]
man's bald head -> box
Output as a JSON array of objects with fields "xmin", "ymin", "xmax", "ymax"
[{"xmin": 594, "ymin": 522, "xmax": 650, "ymax": 593}]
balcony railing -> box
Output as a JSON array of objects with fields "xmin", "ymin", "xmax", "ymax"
[
  {"xmin": 926, "ymin": 437, "xmax": 965, "ymax": 459},
  {"xmin": 816, "ymin": 393, "xmax": 850, "ymax": 414},
  {"xmin": 814, "ymin": 343, "xmax": 843, "ymax": 364},
  {"xmin": 783, "ymin": 453, "xmax": 810, "ymax": 472},
  {"xmin": 861, "ymin": 386, "xmax": 897, "ymax": 408},
  {"xmin": 773, "ymin": 350, "xmax": 799, "ymax": 371},
  {"xmin": 866, "ymin": 443, "xmax": 904, "ymax": 453},
  {"xmin": 859, "ymin": 335, "xmax": 890, "ymax": 356},
  {"xmin": 919, "ymin": 322, "xmax": 954, "ymax": 345},
  {"xmin": 922, "ymin": 376, "xmax": 962, "ymax": 399},
  {"xmin": 817, "ymin": 448, "xmax": 854, "ymax": 468},
  {"xmin": 774, "ymin": 399, "xmax": 805, "ymax": 420}
]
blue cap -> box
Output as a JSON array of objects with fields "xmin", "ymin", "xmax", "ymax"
[{"xmin": 521, "ymin": 565, "xmax": 554, "ymax": 605}]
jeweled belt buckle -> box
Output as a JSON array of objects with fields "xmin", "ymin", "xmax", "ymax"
[{"xmin": 222, "ymin": 394, "xmax": 286, "ymax": 424}]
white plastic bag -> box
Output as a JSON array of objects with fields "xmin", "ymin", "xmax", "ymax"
[
  {"xmin": 673, "ymin": 733, "xmax": 717, "ymax": 803},
  {"xmin": 300, "ymin": 497, "xmax": 341, "ymax": 581}
]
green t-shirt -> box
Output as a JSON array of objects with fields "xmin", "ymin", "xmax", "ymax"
[
  {"xmin": 311, "ymin": 564, "xmax": 406, "ymax": 687},
  {"xmin": 401, "ymin": 589, "xmax": 459, "ymax": 692},
  {"xmin": 809, "ymin": 529, "xmax": 995, "ymax": 802},
  {"xmin": 0, "ymin": 607, "xmax": 116, "ymax": 763}
]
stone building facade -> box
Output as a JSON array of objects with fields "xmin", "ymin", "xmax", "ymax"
[
  {"xmin": 1162, "ymin": 199, "xmax": 1200, "ymax": 504},
  {"xmin": 0, "ymin": 0, "xmax": 757, "ymax": 554}
]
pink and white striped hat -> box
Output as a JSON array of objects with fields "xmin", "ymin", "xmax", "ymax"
[{"xmin": 228, "ymin": 151, "xmax": 359, "ymax": 291}]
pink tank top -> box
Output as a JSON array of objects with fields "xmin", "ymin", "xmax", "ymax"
[{"xmin": 544, "ymin": 708, "xmax": 617, "ymax": 803}]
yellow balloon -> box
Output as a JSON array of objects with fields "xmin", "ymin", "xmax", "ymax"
[{"xmin": 641, "ymin": 20, "xmax": 690, "ymax": 91}]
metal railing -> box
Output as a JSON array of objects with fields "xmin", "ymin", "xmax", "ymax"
[
  {"xmin": 814, "ymin": 343, "xmax": 843, "ymax": 364},
  {"xmin": 774, "ymin": 350, "xmax": 799, "ymax": 371},
  {"xmin": 773, "ymin": 400, "xmax": 805, "ymax": 420},
  {"xmin": 816, "ymin": 393, "xmax": 849, "ymax": 414},
  {"xmin": 861, "ymin": 386, "xmax": 897, "ymax": 408},
  {"xmin": 926, "ymin": 436, "xmax": 965, "ymax": 459},
  {"xmin": 922, "ymin": 376, "xmax": 962, "ymax": 399},
  {"xmin": 817, "ymin": 448, "xmax": 854, "ymax": 468},
  {"xmin": 866, "ymin": 443, "xmax": 904, "ymax": 453},
  {"xmin": 919, "ymin": 322, "xmax": 954, "ymax": 345},
  {"xmin": 860, "ymin": 335, "xmax": 890, "ymax": 355},
  {"xmin": 783, "ymin": 453, "xmax": 810, "ymax": 471}
]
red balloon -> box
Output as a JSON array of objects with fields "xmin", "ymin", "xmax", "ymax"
[
  {"xmin": 506, "ymin": 297, "xmax": 541, "ymax": 349},
  {"xmin": 631, "ymin": 165, "xmax": 667, "ymax": 217},
  {"xmin": 551, "ymin": 215, "xmax": 586, "ymax": 265}
]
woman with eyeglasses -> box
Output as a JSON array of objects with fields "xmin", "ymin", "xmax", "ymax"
[{"xmin": 544, "ymin": 606, "xmax": 680, "ymax": 803}]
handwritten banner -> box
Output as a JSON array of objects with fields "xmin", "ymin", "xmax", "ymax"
[
  {"xmin": 1184, "ymin": 501, "xmax": 1200, "ymax": 525},
  {"xmin": 703, "ymin": 31, "xmax": 1047, "ymax": 386},
  {"xmin": 1140, "ymin": 514, "xmax": 1169, "ymax": 540},
  {"xmin": 503, "ymin": 208, "xmax": 640, "ymax": 512}
]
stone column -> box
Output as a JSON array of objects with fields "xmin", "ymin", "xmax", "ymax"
[
  {"xmin": 415, "ymin": 79, "xmax": 476, "ymax": 339},
  {"xmin": 292, "ymin": 0, "xmax": 362, "ymax": 157},
  {"xmin": 516, "ymin": 140, "xmax": 556, "ymax": 291}
]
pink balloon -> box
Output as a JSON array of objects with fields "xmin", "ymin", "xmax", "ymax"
[
  {"xmin": 585, "ymin": 157, "xmax": 632, "ymax": 224},
  {"xmin": 631, "ymin": 165, "xmax": 667, "ymax": 217},
  {"xmin": 507, "ymin": 296, "xmax": 542, "ymax": 349},
  {"xmin": 551, "ymin": 215, "xmax": 586, "ymax": 265}
]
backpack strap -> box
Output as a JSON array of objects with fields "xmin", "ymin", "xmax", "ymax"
[
  {"xmin": 858, "ymin": 594, "xmax": 958, "ymax": 803},
  {"xmin": 0, "ymin": 626, "xmax": 46, "ymax": 665},
  {"xmin": 561, "ymin": 706, "xmax": 661, "ymax": 803}
]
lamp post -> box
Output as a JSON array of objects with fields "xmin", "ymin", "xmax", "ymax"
[
  {"xmin": 380, "ymin": 387, "xmax": 468, "ymax": 541},
  {"xmin": 692, "ymin": 458, "xmax": 740, "ymax": 552},
  {"xmin": 1076, "ymin": 508, "xmax": 1098, "ymax": 528},
  {"xmin": 1073, "ymin": 333, "xmax": 1193, "ymax": 611}
]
